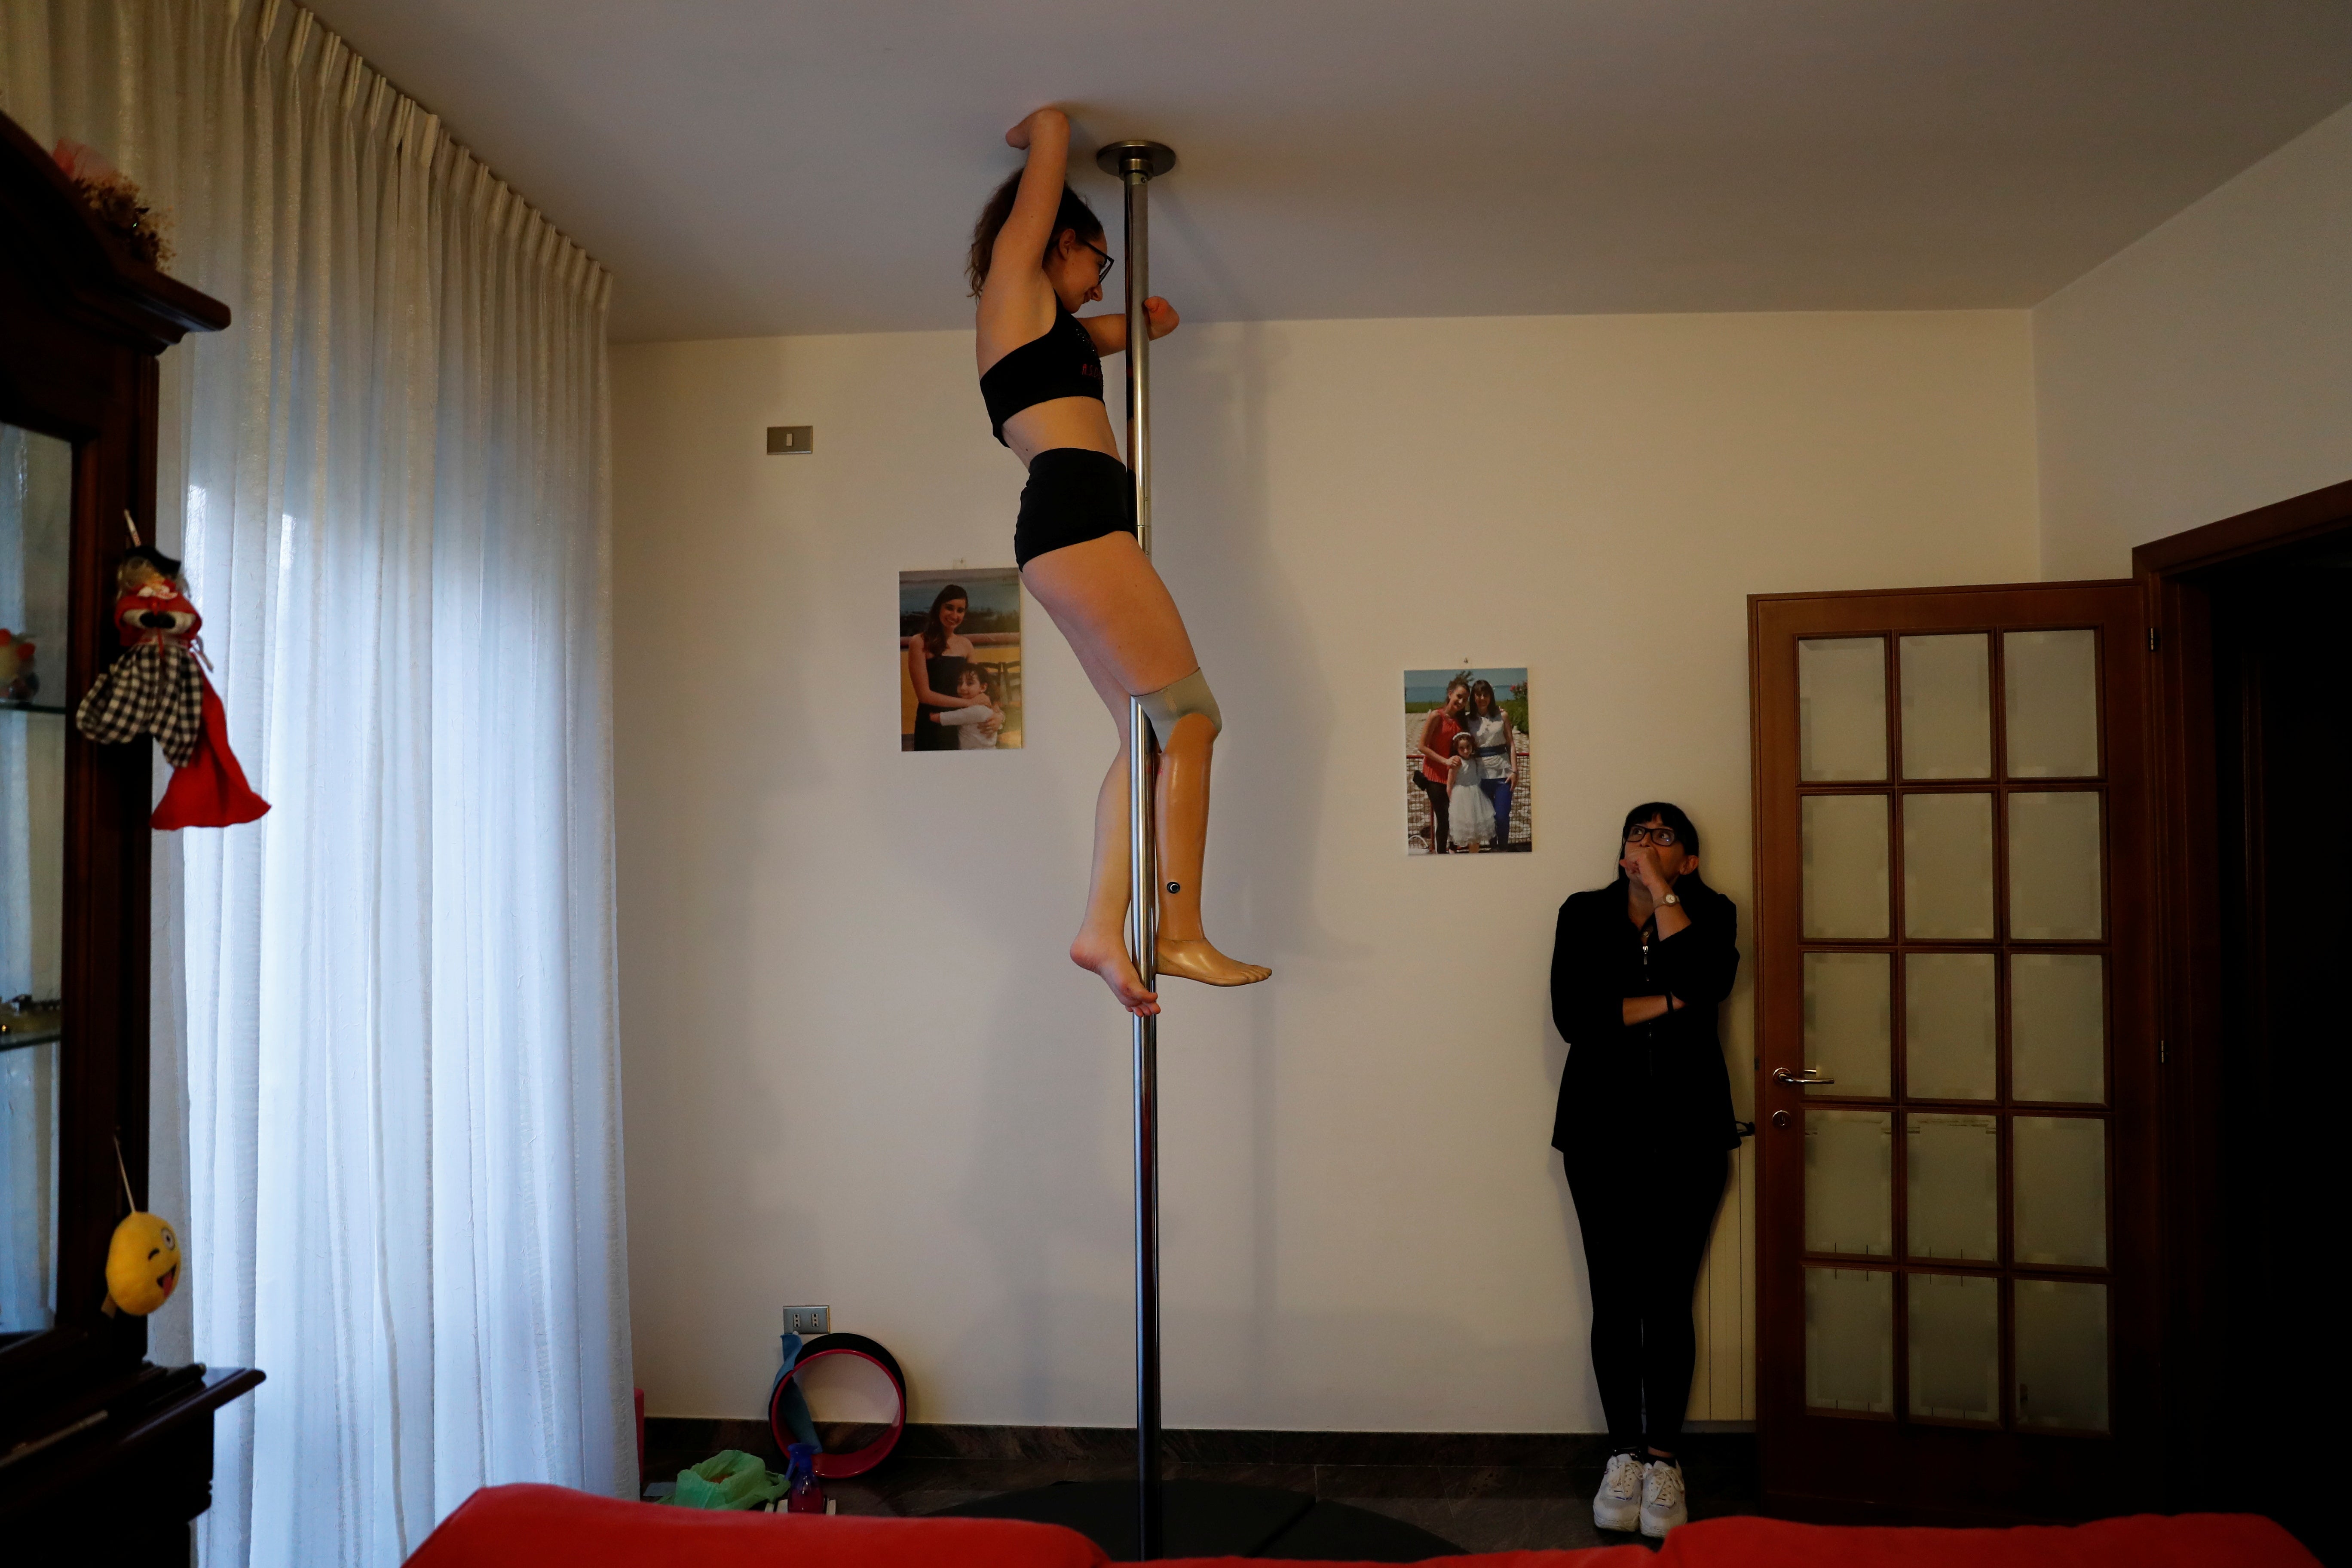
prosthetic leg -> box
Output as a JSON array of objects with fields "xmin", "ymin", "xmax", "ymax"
[{"xmin": 1137, "ymin": 674, "xmax": 1269, "ymax": 987}]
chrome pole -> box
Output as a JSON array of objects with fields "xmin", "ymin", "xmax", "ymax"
[{"xmin": 1098, "ymin": 135, "xmax": 1175, "ymax": 1564}]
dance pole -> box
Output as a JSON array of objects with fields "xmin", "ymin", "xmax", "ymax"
[{"xmin": 1098, "ymin": 135, "xmax": 1176, "ymax": 1563}]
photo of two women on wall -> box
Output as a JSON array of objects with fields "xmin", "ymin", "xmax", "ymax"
[
  {"xmin": 901, "ymin": 568, "xmax": 1023, "ymax": 751},
  {"xmin": 1406, "ymin": 667, "xmax": 1531, "ymax": 854}
]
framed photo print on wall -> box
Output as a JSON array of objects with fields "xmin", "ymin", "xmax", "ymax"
[
  {"xmin": 1405, "ymin": 667, "xmax": 1531, "ymax": 854},
  {"xmin": 901, "ymin": 568, "xmax": 1023, "ymax": 751}
]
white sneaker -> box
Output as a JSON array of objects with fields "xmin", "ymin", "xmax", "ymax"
[
  {"xmin": 1640, "ymin": 1458, "xmax": 1687, "ymax": 1538},
  {"xmin": 1592, "ymin": 1451, "xmax": 1644, "ymax": 1532}
]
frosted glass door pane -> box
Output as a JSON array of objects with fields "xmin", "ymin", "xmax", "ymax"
[
  {"xmin": 1904, "ymin": 953, "xmax": 1996, "ymax": 1100},
  {"xmin": 2009, "ymin": 793, "xmax": 2104, "ymax": 939},
  {"xmin": 1800, "ymin": 638, "xmax": 1887, "ymax": 781},
  {"xmin": 2012, "ymin": 954, "xmax": 2106, "ymax": 1102},
  {"xmin": 1899, "ymin": 635, "xmax": 1991, "ymax": 779},
  {"xmin": 2013, "ymin": 1116, "xmax": 2107, "ymax": 1267},
  {"xmin": 1906, "ymin": 1114, "xmax": 1998, "ymax": 1262},
  {"xmin": 1806, "ymin": 1110, "xmax": 1892, "ymax": 1257},
  {"xmin": 2015, "ymin": 1279, "xmax": 2108, "ymax": 1432},
  {"xmin": 1909, "ymin": 1272, "xmax": 1998, "ymax": 1421},
  {"xmin": 1802, "ymin": 794, "xmax": 1889, "ymax": 939},
  {"xmin": 1806, "ymin": 1267, "xmax": 1894, "ymax": 1414},
  {"xmin": 2005, "ymin": 630, "xmax": 2100, "ymax": 778},
  {"xmin": 1903, "ymin": 793, "xmax": 1994, "ymax": 939},
  {"xmin": 1804, "ymin": 952, "xmax": 1890, "ymax": 1097}
]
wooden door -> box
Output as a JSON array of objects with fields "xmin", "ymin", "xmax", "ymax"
[{"xmin": 1750, "ymin": 583, "xmax": 2158, "ymax": 1522}]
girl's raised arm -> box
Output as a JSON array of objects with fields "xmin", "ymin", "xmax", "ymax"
[{"xmin": 991, "ymin": 108, "xmax": 1073, "ymax": 287}]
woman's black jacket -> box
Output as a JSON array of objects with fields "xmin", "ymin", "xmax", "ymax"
[{"xmin": 1549, "ymin": 879, "xmax": 1741, "ymax": 1160}]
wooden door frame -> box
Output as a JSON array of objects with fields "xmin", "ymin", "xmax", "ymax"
[
  {"xmin": 1743, "ymin": 480, "xmax": 2351, "ymax": 1522},
  {"xmin": 2133, "ymin": 477, "xmax": 2352, "ymax": 1503}
]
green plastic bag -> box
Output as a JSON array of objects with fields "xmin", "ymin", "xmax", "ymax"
[{"xmin": 664, "ymin": 1449, "xmax": 788, "ymax": 1510}]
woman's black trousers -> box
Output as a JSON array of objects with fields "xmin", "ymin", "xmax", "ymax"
[{"xmin": 1563, "ymin": 1149, "xmax": 1728, "ymax": 1450}]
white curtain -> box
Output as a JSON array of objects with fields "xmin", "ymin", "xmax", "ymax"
[{"xmin": 0, "ymin": 4, "xmax": 634, "ymax": 1563}]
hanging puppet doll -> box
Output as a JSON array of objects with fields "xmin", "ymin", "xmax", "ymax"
[{"xmin": 74, "ymin": 542, "xmax": 269, "ymax": 830}]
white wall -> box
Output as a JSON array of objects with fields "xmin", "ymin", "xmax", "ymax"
[
  {"xmin": 612, "ymin": 309, "xmax": 2039, "ymax": 1428},
  {"xmin": 2035, "ymin": 102, "xmax": 2352, "ymax": 580}
]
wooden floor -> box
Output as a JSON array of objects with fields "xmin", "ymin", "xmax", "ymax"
[{"xmin": 641, "ymin": 1421, "xmax": 1762, "ymax": 1555}]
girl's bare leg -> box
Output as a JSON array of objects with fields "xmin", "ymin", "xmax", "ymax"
[
  {"xmin": 1024, "ymin": 533, "xmax": 1269, "ymax": 1010},
  {"xmin": 1070, "ymin": 685, "xmax": 1157, "ymax": 1017}
]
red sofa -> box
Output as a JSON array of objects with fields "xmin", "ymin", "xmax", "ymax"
[{"xmin": 404, "ymin": 1483, "xmax": 2316, "ymax": 1567}]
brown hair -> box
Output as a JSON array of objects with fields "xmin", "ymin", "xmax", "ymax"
[
  {"xmin": 965, "ymin": 171, "xmax": 1105, "ymax": 297},
  {"xmin": 920, "ymin": 584, "xmax": 968, "ymax": 656}
]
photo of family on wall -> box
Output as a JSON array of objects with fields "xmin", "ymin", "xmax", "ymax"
[
  {"xmin": 1405, "ymin": 668, "xmax": 1532, "ymax": 854},
  {"xmin": 901, "ymin": 568, "xmax": 1023, "ymax": 751}
]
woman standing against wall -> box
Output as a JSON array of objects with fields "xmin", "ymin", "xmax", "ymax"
[{"xmin": 1549, "ymin": 802, "xmax": 1739, "ymax": 1538}]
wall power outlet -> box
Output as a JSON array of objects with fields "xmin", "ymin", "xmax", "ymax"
[{"xmin": 783, "ymin": 1305, "xmax": 830, "ymax": 1336}]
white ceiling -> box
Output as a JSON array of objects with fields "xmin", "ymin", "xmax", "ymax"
[{"xmin": 300, "ymin": 0, "xmax": 2352, "ymax": 343}]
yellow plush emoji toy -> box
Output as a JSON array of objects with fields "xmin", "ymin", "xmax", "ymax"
[{"xmin": 104, "ymin": 1211, "xmax": 181, "ymax": 1316}]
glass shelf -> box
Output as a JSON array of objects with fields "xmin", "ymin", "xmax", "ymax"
[
  {"xmin": 1, "ymin": 701, "xmax": 65, "ymax": 716},
  {"xmin": 0, "ymin": 1020, "xmax": 62, "ymax": 1052}
]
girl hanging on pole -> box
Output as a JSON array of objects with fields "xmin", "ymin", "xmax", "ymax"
[{"xmin": 970, "ymin": 106, "xmax": 1269, "ymax": 1015}]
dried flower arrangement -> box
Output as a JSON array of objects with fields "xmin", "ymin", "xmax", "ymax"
[{"xmin": 51, "ymin": 139, "xmax": 174, "ymax": 269}]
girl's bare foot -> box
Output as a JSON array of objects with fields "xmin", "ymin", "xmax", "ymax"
[
  {"xmin": 1156, "ymin": 937, "xmax": 1271, "ymax": 987},
  {"xmin": 1072, "ymin": 929, "xmax": 1160, "ymax": 1016}
]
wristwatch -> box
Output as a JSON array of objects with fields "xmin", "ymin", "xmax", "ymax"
[{"xmin": 1659, "ymin": 892, "xmax": 1680, "ymax": 906}]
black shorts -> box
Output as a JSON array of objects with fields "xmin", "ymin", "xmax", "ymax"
[{"xmin": 1015, "ymin": 448, "xmax": 1136, "ymax": 568}]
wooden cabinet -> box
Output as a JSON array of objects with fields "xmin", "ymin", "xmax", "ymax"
[{"xmin": 0, "ymin": 106, "xmax": 260, "ymax": 1553}]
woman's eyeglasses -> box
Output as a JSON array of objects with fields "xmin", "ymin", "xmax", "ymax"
[
  {"xmin": 1082, "ymin": 240, "xmax": 1115, "ymax": 282},
  {"xmin": 1625, "ymin": 827, "xmax": 1681, "ymax": 847}
]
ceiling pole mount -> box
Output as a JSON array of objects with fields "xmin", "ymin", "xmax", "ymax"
[{"xmin": 1095, "ymin": 139, "xmax": 1177, "ymax": 181}]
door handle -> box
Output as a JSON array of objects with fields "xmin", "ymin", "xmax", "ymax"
[{"xmin": 1773, "ymin": 1067, "xmax": 1835, "ymax": 1086}]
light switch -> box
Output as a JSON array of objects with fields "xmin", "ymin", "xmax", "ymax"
[{"xmin": 767, "ymin": 426, "xmax": 814, "ymax": 454}]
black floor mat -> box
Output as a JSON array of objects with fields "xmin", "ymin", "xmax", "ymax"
[
  {"xmin": 933, "ymin": 1479, "xmax": 1461, "ymax": 1561},
  {"xmin": 1256, "ymin": 1499, "xmax": 1462, "ymax": 1562}
]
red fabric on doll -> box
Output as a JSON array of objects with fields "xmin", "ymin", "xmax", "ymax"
[{"xmin": 150, "ymin": 674, "xmax": 269, "ymax": 830}]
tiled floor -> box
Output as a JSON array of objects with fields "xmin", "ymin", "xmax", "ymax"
[{"xmin": 642, "ymin": 1422, "xmax": 1761, "ymax": 1556}]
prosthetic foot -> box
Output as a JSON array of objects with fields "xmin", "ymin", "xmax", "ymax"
[{"xmin": 1148, "ymin": 708, "xmax": 1270, "ymax": 988}]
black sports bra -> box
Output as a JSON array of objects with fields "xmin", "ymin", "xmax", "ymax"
[{"xmin": 979, "ymin": 304, "xmax": 1104, "ymax": 445}]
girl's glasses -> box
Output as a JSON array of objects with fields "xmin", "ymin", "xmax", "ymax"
[
  {"xmin": 1082, "ymin": 240, "xmax": 1115, "ymax": 282},
  {"xmin": 1625, "ymin": 827, "xmax": 1681, "ymax": 847}
]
